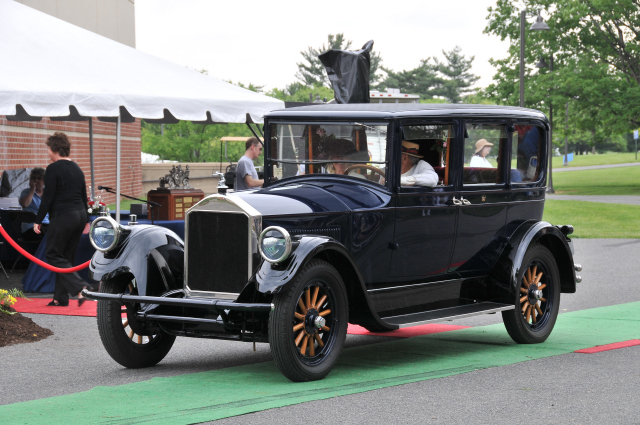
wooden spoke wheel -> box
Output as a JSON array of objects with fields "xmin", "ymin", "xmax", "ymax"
[
  {"xmin": 121, "ymin": 307, "xmax": 156, "ymax": 346},
  {"xmin": 502, "ymin": 244, "xmax": 561, "ymax": 344},
  {"xmin": 269, "ymin": 259, "xmax": 348, "ymax": 382},
  {"xmin": 292, "ymin": 284, "xmax": 333, "ymax": 358},
  {"xmin": 97, "ymin": 279, "xmax": 176, "ymax": 368}
]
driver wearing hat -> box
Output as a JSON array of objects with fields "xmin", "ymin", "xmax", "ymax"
[{"xmin": 400, "ymin": 141, "xmax": 438, "ymax": 187}]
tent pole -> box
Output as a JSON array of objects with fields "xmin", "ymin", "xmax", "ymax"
[
  {"xmin": 116, "ymin": 114, "xmax": 121, "ymax": 223},
  {"xmin": 89, "ymin": 119, "xmax": 95, "ymax": 200}
]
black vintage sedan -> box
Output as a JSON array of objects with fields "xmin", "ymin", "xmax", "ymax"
[{"xmin": 85, "ymin": 104, "xmax": 581, "ymax": 382}]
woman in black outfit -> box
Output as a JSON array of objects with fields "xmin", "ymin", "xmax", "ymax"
[{"xmin": 34, "ymin": 132, "xmax": 90, "ymax": 307}]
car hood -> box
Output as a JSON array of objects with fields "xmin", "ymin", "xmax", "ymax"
[{"xmin": 231, "ymin": 181, "xmax": 390, "ymax": 216}]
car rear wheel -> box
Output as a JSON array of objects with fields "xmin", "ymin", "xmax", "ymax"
[
  {"xmin": 502, "ymin": 244, "xmax": 561, "ymax": 344},
  {"xmin": 269, "ymin": 259, "xmax": 348, "ymax": 382},
  {"xmin": 97, "ymin": 279, "xmax": 176, "ymax": 368}
]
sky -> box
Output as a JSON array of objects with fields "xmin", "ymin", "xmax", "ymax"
[{"xmin": 135, "ymin": 0, "xmax": 512, "ymax": 93}]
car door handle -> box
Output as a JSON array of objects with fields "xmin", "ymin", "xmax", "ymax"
[{"xmin": 461, "ymin": 197, "xmax": 471, "ymax": 205}]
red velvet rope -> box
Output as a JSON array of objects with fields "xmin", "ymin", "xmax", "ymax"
[{"xmin": 0, "ymin": 224, "xmax": 90, "ymax": 273}]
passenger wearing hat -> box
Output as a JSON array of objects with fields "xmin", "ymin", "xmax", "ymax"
[
  {"xmin": 400, "ymin": 141, "xmax": 438, "ymax": 187},
  {"xmin": 470, "ymin": 139, "xmax": 494, "ymax": 168}
]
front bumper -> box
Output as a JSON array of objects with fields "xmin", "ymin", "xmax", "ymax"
[{"xmin": 82, "ymin": 289, "xmax": 274, "ymax": 314}]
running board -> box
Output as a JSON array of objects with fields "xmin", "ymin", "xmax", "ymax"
[{"xmin": 381, "ymin": 302, "xmax": 515, "ymax": 328}]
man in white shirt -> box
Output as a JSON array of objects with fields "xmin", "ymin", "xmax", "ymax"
[{"xmin": 400, "ymin": 141, "xmax": 439, "ymax": 187}]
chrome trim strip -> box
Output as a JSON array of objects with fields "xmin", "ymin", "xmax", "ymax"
[
  {"xmin": 367, "ymin": 278, "xmax": 463, "ymax": 293},
  {"xmin": 394, "ymin": 305, "xmax": 515, "ymax": 328},
  {"xmin": 184, "ymin": 193, "xmax": 262, "ymax": 299}
]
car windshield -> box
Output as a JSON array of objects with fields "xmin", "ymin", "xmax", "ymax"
[{"xmin": 268, "ymin": 122, "xmax": 388, "ymax": 185}]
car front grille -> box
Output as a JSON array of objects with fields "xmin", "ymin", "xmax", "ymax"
[{"xmin": 185, "ymin": 207, "xmax": 253, "ymax": 296}]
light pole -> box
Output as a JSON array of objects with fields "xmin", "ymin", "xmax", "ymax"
[
  {"xmin": 520, "ymin": 10, "xmax": 549, "ymax": 107},
  {"xmin": 521, "ymin": 10, "xmax": 552, "ymax": 192}
]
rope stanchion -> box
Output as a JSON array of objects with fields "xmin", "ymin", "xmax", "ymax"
[{"xmin": 0, "ymin": 224, "xmax": 90, "ymax": 273}]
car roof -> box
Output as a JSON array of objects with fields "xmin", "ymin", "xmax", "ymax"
[{"xmin": 265, "ymin": 103, "xmax": 548, "ymax": 121}]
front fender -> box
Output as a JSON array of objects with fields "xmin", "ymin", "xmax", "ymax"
[
  {"xmin": 255, "ymin": 235, "xmax": 396, "ymax": 331},
  {"xmin": 487, "ymin": 221, "xmax": 576, "ymax": 303},
  {"xmin": 255, "ymin": 236, "xmax": 354, "ymax": 294},
  {"xmin": 89, "ymin": 225, "xmax": 184, "ymax": 296}
]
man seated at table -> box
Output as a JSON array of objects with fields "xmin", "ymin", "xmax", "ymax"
[{"xmin": 18, "ymin": 167, "xmax": 49, "ymax": 240}]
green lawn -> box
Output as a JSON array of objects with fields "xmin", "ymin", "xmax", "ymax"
[
  {"xmin": 551, "ymin": 166, "xmax": 640, "ymax": 195},
  {"xmin": 106, "ymin": 197, "xmax": 146, "ymax": 211},
  {"xmin": 543, "ymin": 200, "xmax": 640, "ymax": 238},
  {"xmin": 551, "ymin": 151, "xmax": 640, "ymax": 168}
]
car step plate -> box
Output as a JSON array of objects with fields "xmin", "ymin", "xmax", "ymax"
[{"xmin": 382, "ymin": 302, "xmax": 514, "ymax": 328}]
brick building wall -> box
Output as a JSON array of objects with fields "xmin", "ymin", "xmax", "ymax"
[{"xmin": 0, "ymin": 116, "xmax": 142, "ymax": 204}]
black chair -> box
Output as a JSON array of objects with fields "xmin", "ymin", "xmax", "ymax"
[{"xmin": 8, "ymin": 210, "xmax": 40, "ymax": 272}]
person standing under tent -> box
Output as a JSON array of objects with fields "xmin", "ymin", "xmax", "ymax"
[
  {"xmin": 234, "ymin": 137, "xmax": 264, "ymax": 191},
  {"xmin": 34, "ymin": 132, "xmax": 91, "ymax": 307}
]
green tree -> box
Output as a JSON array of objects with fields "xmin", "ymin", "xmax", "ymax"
[
  {"xmin": 266, "ymin": 83, "xmax": 335, "ymax": 103},
  {"xmin": 141, "ymin": 121, "xmax": 252, "ymax": 163},
  {"xmin": 435, "ymin": 46, "xmax": 480, "ymax": 103},
  {"xmin": 296, "ymin": 33, "xmax": 383, "ymax": 87},
  {"xmin": 376, "ymin": 59, "xmax": 442, "ymax": 99},
  {"xmin": 376, "ymin": 47, "xmax": 479, "ymax": 102},
  {"xmin": 483, "ymin": 0, "xmax": 639, "ymax": 151}
]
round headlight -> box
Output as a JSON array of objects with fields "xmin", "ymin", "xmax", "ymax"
[
  {"xmin": 259, "ymin": 226, "xmax": 292, "ymax": 263},
  {"xmin": 89, "ymin": 216, "xmax": 122, "ymax": 252}
]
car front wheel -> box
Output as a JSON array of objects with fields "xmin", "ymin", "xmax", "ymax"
[
  {"xmin": 502, "ymin": 244, "xmax": 561, "ymax": 344},
  {"xmin": 97, "ymin": 279, "xmax": 176, "ymax": 368},
  {"xmin": 269, "ymin": 259, "xmax": 348, "ymax": 382}
]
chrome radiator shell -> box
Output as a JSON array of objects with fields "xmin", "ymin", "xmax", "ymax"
[{"xmin": 184, "ymin": 194, "xmax": 261, "ymax": 299}]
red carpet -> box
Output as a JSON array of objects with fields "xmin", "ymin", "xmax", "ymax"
[
  {"xmin": 13, "ymin": 299, "xmax": 470, "ymax": 337},
  {"xmin": 13, "ymin": 297, "xmax": 97, "ymax": 317},
  {"xmin": 347, "ymin": 323, "xmax": 470, "ymax": 337}
]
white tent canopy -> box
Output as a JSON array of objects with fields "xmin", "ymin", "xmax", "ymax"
[
  {"xmin": 0, "ymin": 0, "xmax": 284, "ymax": 220},
  {"xmin": 0, "ymin": 0, "xmax": 283, "ymax": 123}
]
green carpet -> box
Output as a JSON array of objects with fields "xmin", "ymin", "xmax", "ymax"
[{"xmin": 3, "ymin": 302, "xmax": 639, "ymax": 425}]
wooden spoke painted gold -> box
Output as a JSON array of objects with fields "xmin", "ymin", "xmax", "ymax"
[
  {"xmin": 292, "ymin": 284, "xmax": 332, "ymax": 357},
  {"xmin": 315, "ymin": 295, "xmax": 327, "ymax": 309},
  {"xmin": 122, "ymin": 318, "xmax": 155, "ymax": 345},
  {"xmin": 520, "ymin": 263, "xmax": 547, "ymax": 326}
]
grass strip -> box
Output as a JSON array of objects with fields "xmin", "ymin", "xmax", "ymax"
[
  {"xmin": 1, "ymin": 302, "xmax": 639, "ymax": 424},
  {"xmin": 552, "ymin": 166, "xmax": 640, "ymax": 196},
  {"xmin": 543, "ymin": 200, "xmax": 640, "ymax": 238},
  {"xmin": 551, "ymin": 152, "xmax": 640, "ymax": 168}
]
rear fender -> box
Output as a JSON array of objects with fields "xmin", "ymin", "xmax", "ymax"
[
  {"xmin": 89, "ymin": 225, "xmax": 184, "ymax": 297},
  {"xmin": 486, "ymin": 221, "xmax": 576, "ymax": 303}
]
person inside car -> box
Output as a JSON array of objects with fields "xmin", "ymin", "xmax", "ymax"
[
  {"xmin": 400, "ymin": 141, "xmax": 438, "ymax": 187},
  {"xmin": 470, "ymin": 139, "xmax": 494, "ymax": 168}
]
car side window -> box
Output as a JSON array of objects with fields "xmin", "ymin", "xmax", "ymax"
[
  {"xmin": 399, "ymin": 123, "xmax": 454, "ymax": 187},
  {"xmin": 512, "ymin": 125, "xmax": 544, "ymax": 183},
  {"xmin": 268, "ymin": 123, "xmax": 388, "ymax": 186},
  {"xmin": 463, "ymin": 123, "xmax": 507, "ymax": 186}
]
